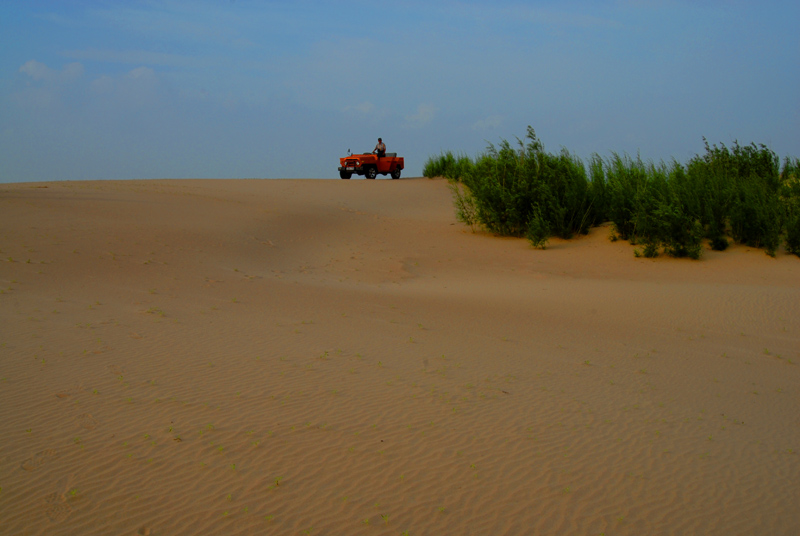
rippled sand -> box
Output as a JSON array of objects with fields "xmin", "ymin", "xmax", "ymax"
[{"xmin": 1, "ymin": 177, "xmax": 798, "ymax": 535}]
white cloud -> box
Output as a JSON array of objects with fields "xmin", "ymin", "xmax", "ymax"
[
  {"xmin": 472, "ymin": 115, "xmax": 504, "ymax": 131},
  {"xmin": 117, "ymin": 67, "xmax": 160, "ymax": 108},
  {"xmin": 13, "ymin": 61, "xmax": 85, "ymax": 110},
  {"xmin": 61, "ymin": 63, "xmax": 85, "ymax": 82},
  {"xmin": 63, "ymin": 48, "xmax": 201, "ymax": 68},
  {"xmin": 88, "ymin": 66, "xmax": 161, "ymax": 108},
  {"xmin": 126, "ymin": 66, "xmax": 156, "ymax": 81},
  {"xmin": 19, "ymin": 60, "xmax": 55, "ymax": 81},
  {"xmin": 405, "ymin": 103, "xmax": 436, "ymax": 128},
  {"xmin": 9, "ymin": 87, "xmax": 56, "ymax": 109},
  {"xmin": 19, "ymin": 60, "xmax": 84, "ymax": 83},
  {"xmin": 90, "ymin": 75, "xmax": 115, "ymax": 94}
]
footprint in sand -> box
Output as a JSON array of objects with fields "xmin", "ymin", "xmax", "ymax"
[
  {"xmin": 43, "ymin": 492, "xmax": 73, "ymax": 523},
  {"xmin": 77, "ymin": 413, "xmax": 98, "ymax": 430},
  {"xmin": 21, "ymin": 448, "xmax": 59, "ymax": 471}
]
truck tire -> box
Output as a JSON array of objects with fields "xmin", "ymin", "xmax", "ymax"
[
  {"xmin": 391, "ymin": 167, "xmax": 401, "ymax": 180},
  {"xmin": 365, "ymin": 166, "xmax": 377, "ymax": 179},
  {"xmin": 339, "ymin": 170, "xmax": 352, "ymax": 179}
]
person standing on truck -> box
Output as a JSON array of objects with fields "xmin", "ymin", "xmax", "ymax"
[{"xmin": 374, "ymin": 138, "xmax": 386, "ymax": 158}]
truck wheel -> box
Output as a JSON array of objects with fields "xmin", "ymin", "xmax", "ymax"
[
  {"xmin": 365, "ymin": 166, "xmax": 377, "ymax": 179},
  {"xmin": 391, "ymin": 167, "xmax": 401, "ymax": 180},
  {"xmin": 339, "ymin": 171, "xmax": 352, "ymax": 179}
]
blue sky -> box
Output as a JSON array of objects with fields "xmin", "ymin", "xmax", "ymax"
[{"xmin": 1, "ymin": 0, "xmax": 798, "ymax": 181}]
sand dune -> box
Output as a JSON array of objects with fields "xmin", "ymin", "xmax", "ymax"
[{"xmin": 1, "ymin": 177, "xmax": 798, "ymax": 535}]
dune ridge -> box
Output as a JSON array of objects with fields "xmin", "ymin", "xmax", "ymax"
[{"xmin": 1, "ymin": 178, "xmax": 798, "ymax": 535}]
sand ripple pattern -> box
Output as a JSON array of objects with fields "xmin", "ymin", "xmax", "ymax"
[{"xmin": 0, "ymin": 179, "xmax": 797, "ymax": 535}]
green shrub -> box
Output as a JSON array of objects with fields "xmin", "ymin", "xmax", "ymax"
[
  {"xmin": 422, "ymin": 152, "xmax": 454, "ymax": 178},
  {"xmin": 603, "ymin": 140, "xmax": 786, "ymax": 258},
  {"xmin": 688, "ymin": 141, "xmax": 782, "ymax": 256},
  {"xmin": 458, "ymin": 127, "xmax": 596, "ymax": 242},
  {"xmin": 448, "ymin": 181, "xmax": 478, "ymax": 230},
  {"xmin": 601, "ymin": 156, "xmax": 704, "ymax": 258},
  {"xmin": 423, "ymin": 151, "xmax": 473, "ymax": 181},
  {"xmin": 781, "ymin": 157, "xmax": 800, "ymax": 256},
  {"xmin": 785, "ymin": 213, "xmax": 800, "ymax": 256},
  {"xmin": 604, "ymin": 153, "xmax": 652, "ymax": 241},
  {"xmin": 430, "ymin": 128, "xmax": 798, "ymax": 259},
  {"xmin": 653, "ymin": 201, "xmax": 704, "ymax": 259},
  {"xmin": 587, "ymin": 155, "xmax": 609, "ymax": 229},
  {"xmin": 685, "ymin": 142, "xmax": 734, "ymax": 247},
  {"xmin": 525, "ymin": 208, "xmax": 550, "ymax": 249}
]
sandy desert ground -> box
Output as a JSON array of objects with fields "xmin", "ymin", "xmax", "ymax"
[{"xmin": 1, "ymin": 177, "xmax": 798, "ymax": 536}]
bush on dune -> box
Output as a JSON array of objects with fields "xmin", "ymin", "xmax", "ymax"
[
  {"xmin": 425, "ymin": 126, "xmax": 800, "ymax": 258},
  {"xmin": 691, "ymin": 140, "xmax": 783, "ymax": 255},
  {"xmin": 426, "ymin": 127, "xmax": 598, "ymax": 248},
  {"xmin": 422, "ymin": 151, "xmax": 473, "ymax": 182},
  {"xmin": 781, "ymin": 157, "xmax": 800, "ymax": 255}
]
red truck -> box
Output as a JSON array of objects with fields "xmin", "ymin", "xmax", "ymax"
[{"xmin": 338, "ymin": 151, "xmax": 404, "ymax": 179}]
